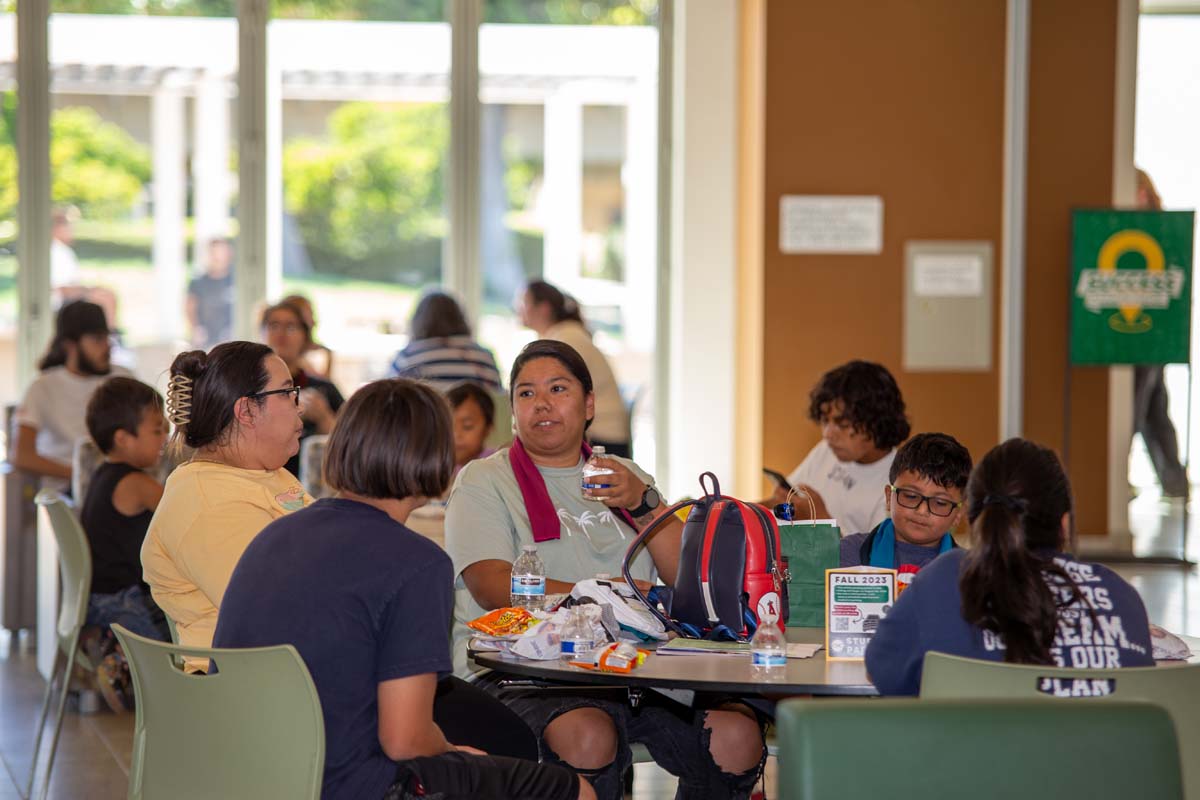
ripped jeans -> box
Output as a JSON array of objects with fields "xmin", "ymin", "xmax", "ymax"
[{"xmin": 475, "ymin": 675, "xmax": 766, "ymax": 800}]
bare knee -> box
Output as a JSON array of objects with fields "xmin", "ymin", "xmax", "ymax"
[
  {"xmin": 544, "ymin": 707, "xmax": 619, "ymax": 772},
  {"xmin": 576, "ymin": 775, "xmax": 598, "ymax": 800},
  {"xmin": 703, "ymin": 707, "xmax": 764, "ymax": 775}
]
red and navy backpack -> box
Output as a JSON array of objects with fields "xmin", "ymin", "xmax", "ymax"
[{"xmin": 622, "ymin": 472, "xmax": 788, "ymax": 640}]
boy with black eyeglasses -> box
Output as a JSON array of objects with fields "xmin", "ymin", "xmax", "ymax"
[{"xmin": 840, "ymin": 433, "xmax": 973, "ymax": 592}]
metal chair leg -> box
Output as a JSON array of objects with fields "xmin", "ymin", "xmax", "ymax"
[
  {"xmin": 22, "ymin": 649, "xmax": 60, "ymax": 800},
  {"xmin": 37, "ymin": 643, "xmax": 80, "ymax": 800}
]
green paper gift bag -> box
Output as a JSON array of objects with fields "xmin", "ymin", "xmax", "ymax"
[{"xmin": 778, "ymin": 519, "xmax": 841, "ymax": 627}]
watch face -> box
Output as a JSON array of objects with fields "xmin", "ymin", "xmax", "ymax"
[{"xmin": 645, "ymin": 487, "xmax": 662, "ymax": 508}]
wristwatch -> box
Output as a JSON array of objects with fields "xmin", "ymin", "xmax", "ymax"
[{"xmin": 628, "ymin": 485, "xmax": 662, "ymax": 518}]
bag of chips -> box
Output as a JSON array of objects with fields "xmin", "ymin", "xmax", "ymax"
[{"xmin": 468, "ymin": 607, "xmax": 540, "ymax": 638}]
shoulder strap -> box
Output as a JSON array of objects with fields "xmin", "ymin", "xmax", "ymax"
[{"xmin": 621, "ymin": 499, "xmax": 696, "ymax": 636}]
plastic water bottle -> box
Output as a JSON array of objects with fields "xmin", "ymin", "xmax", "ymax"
[
  {"xmin": 582, "ymin": 445, "xmax": 615, "ymax": 497},
  {"xmin": 560, "ymin": 607, "xmax": 597, "ymax": 662},
  {"xmin": 510, "ymin": 544, "xmax": 546, "ymax": 610},
  {"xmin": 750, "ymin": 620, "xmax": 786, "ymax": 676}
]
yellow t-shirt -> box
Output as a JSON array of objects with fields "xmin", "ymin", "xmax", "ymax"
[{"xmin": 141, "ymin": 461, "xmax": 312, "ymax": 654}]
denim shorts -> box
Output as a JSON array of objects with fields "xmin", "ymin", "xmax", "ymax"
[
  {"xmin": 381, "ymin": 750, "xmax": 578, "ymax": 800},
  {"xmin": 475, "ymin": 672, "xmax": 766, "ymax": 800},
  {"xmin": 86, "ymin": 584, "xmax": 170, "ymax": 642}
]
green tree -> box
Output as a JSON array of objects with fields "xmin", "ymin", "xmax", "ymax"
[
  {"xmin": 50, "ymin": 107, "xmax": 151, "ymax": 219},
  {"xmin": 283, "ymin": 102, "xmax": 447, "ymax": 264}
]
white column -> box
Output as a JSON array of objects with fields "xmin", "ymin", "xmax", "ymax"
[
  {"xmin": 542, "ymin": 88, "xmax": 584, "ymax": 291},
  {"xmin": 447, "ymin": 0, "xmax": 482, "ymax": 320},
  {"xmin": 237, "ymin": 0, "xmax": 268, "ymax": 339},
  {"xmin": 152, "ymin": 79, "xmax": 187, "ymax": 341},
  {"xmin": 192, "ymin": 71, "xmax": 232, "ymax": 265},
  {"xmin": 664, "ymin": 0, "xmax": 738, "ymax": 501},
  {"xmin": 265, "ymin": 24, "xmax": 283, "ymax": 303},
  {"xmin": 622, "ymin": 80, "xmax": 658, "ymax": 352}
]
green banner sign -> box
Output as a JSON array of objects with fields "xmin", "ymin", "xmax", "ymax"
[{"xmin": 1070, "ymin": 209, "xmax": 1194, "ymax": 365}]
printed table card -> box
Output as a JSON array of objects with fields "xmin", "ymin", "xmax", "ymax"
[{"xmin": 825, "ymin": 566, "xmax": 897, "ymax": 661}]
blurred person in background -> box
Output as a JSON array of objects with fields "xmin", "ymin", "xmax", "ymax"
[
  {"xmin": 388, "ymin": 291, "xmax": 504, "ymax": 393},
  {"xmin": 187, "ymin": 238, "xmax": 235, "ymax": 349},
  {"xmin": 283, "ymin": 293, "xmax": 335, "ymax": 380}
]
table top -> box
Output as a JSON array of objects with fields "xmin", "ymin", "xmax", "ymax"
[{"xmin": 470, "ymin": 627, "xmax": 877, "ymax": 697}]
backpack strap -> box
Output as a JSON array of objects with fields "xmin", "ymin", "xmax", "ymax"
[{"xmin": 621, "ymin": 499, "xmax": 696, "ymax": 637}]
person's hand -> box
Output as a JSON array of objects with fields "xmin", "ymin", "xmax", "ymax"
[
  {"xmin": 453, "ymin": 744, "xmax": 488, "ymax": 756},
  {"xmin": 583, "ymin": 457, "xmax": 645, "ymax": 510},
  {"xmin": 299, "ymin": 388, "xmax": 335, "ymax": 426}
]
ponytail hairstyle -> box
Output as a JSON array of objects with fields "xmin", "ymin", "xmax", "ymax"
[
  {"xmin": 167, "ymin": 341, "xmax": 274, "ymax": 450},
  {"xmin": 526, "ymin": 280, "xmax": 586, "ymax": 328},
  {"xmin": 960, "ymin": 438, "xmax": 1084, "ymax": 664}
]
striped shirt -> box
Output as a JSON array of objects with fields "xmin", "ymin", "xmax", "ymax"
[{"xmin": 388, "ymin": 335, "xmax": 504, "ymax": 393}]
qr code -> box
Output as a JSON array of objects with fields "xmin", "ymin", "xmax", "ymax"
[{"xmin": 833, "ymin": 617, "xmax": 849, "ymax": 632}]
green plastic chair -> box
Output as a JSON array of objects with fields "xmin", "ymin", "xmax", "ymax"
[
  {"xmin": 775, "ymin": 698, "xmax": 1183, "ymax": 800},
  {"xmin": 164, "ymin": 614, "xmax": 180, "ymax": 645},
  {"xmin": 111, "ymin": 624, "xmax": 326, "ymax": 800},
  {"xmin": 27, "ymin": 490, "xmax": 92, "ymax": 800},
  {"xmin": 921, "ymin": 651, "xmax": 1200, "ymax": 799}
]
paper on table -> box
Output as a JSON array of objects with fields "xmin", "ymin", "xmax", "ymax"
[{"xmin": 656, "ymin": 640, "xmax": 823, "ymax": 659}]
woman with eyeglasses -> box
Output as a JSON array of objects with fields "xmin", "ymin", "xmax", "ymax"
[
  {"xmin": 838, "ymin": 433, "xmax": 973, "ymax": 594},
  {"xmin": 865, "ymin": 438, "xmax": 1155, "ymax": 696},
  {"xmin": 141, "ymin": 341, "xmax": 311, "ymax": 659},
  {"xmin": 261, "ymin": 300, "xmax": 344, "ymax": 477}
]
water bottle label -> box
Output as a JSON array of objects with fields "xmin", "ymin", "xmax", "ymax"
[
  {"xmin": 582, "ymin": 481, "xmax": 612, "ymax": 490},
  {"xmin": 751, "ymin": 651, "xmax": 787, "ymax": 667},
  {"xmin": 511, "ymin": 575, "xmax": 546, "ymax": 596},
  {"xmin": 561, "ymin": 639, "xmax": 595, "ymax": 656}
]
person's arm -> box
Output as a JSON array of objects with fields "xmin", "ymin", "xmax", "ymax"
[
  {"xmin": 299, "ymin": 389, "xmax": 337, "ymax": 434},
  {"xmin": 185, "ymin": 292, "xmax": 200, "ymax": 337},
  {"xmin": 112, "ymin": 472, "xmax": 165, "ymax": 516},
  {"xmin": 863, "ymin": 570, "xmax": 928, "ymax": 696},
  {"xmin": 176, "ymin": 505, "xmax": 276, "ymax": 607},
  {"xmin": 377, "ymin": 673, "xmax": 455, "ymax": 760},
  {"xmin": 10, "ymin": 424, "xmax": 71, "ymax": 480}
]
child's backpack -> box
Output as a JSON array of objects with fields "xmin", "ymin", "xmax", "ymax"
[{"xmin": 621, "ymin": 472, "xmax": 788, "ymax": 640}]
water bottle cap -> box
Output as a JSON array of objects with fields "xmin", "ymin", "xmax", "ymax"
[
  {"xmin": 592, "ymin": 445, "xmax": 606, "ymax": 455},
  {"xmin": 522, "ymin": 544, "xmax": 537, "ymax": 552}
]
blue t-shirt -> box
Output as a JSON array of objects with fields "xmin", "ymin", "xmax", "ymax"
[
  {"xmin": 865, "ymin": 548, "xmax": 1155, "ymax": 696},
  {"xmin": 213, "ymin": 498, "xmax": 454, "ymax": 800}
]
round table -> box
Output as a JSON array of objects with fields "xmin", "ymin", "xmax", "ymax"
[{"xmin": 471, "ymin": 626, "xmax": 876, "ymax": 697}]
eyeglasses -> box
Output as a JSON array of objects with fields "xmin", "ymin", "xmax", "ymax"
[
  {"xmin": 265, "ymin": 321, "xmax": 304, "ymax": 334},
  {"xmin": 246, "ymin": 386, "xmax": 301, "ymax": 406},
  {"xmin": 889, "ymin": 485, "xmax": 962, "ymax": 518}
]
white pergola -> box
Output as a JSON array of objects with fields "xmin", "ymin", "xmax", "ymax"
[{"xmin": 0, "ymin": 13, "xmax": 659, "ymax": 349}]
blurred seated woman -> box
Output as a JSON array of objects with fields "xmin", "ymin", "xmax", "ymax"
[
  {"xmin": 141, "ymin": 341, "xmax": 311, "ymax": 656},
  {"xmin": 215, "ymin": 380, "xmax": 582, "ymax": 800},
  {"xmin": 389, "ymin": 291, "xmax": 503, "ymax": 393},
  {"xmin": 517, "ymin": 281, "xmax": 630, "ymax": 457},
  {"xmin": 261, "ymin": 300, "xmax": 344, "ymax": 477},
  {"xmin": 866, "ymin": 438, "xmax": 1155, "ymax": 696},
  {"xmin": 281, "ymin": 293, "xmax": 335, "ymax": 380},
  {"xmin": 446, "ymin": 340, "xmax": 765, "ymax": 800}
]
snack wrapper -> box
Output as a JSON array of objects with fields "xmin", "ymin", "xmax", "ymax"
[{"xmin": 468, "ymin": 607, "xmax": 541, "ymax": 638}]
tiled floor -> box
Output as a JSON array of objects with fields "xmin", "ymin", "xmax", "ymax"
[{"xmin": 2, "ymin": 496, "xmax": 1197, "ymax": 800}]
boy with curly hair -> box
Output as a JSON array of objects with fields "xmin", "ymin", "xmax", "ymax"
[{"xmin": 771, "ymin": 360, "xmax": 910, "ymax": 535}]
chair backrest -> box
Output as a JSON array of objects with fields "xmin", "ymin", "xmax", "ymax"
[
  {"xmin": 34, "ymin": 490, "xmax": 91, "ymax": 657},
  {"xmin": 921, "ymin": 651, "xmax": 1200, "ymax": 799},
  {"xmin": 485, "ymin": 388, "xmax": 513, "ymax": 450},
  {"xmin": 775, "ymin": 697, "xmax": 1183, "ymax": 800},
  {"xmin": 111, "ymin": 624, "xmax": 326, "ymax": 800},
  {"xmin": 298, "ymin": 434, "xmax": 330, "ymax": 499},
  {"xmin": 71, "ymin": 437, "xmax": 105, "ymax": 507}
]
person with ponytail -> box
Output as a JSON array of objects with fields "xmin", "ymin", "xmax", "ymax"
[
  {"xmin": 865, "ymin": 438, "xmax": 1154, "ymax": 696},
  {"xmin": 517, "ymin": 281, "xmax": 631, "ymax": 457},
  {"xmin": 140, "ymin": 341, "xmax": 310, "ymax": 659}
]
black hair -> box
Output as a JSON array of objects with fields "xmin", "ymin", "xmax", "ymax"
[
  {"xmin": 960, "ymin": 438, "xmax": 1083, "ymax": 665},
  {"xmin": 40, "ymin": 300, "xmax": 108, "ymax": 371},
  {"xmin": 526, "ymin": 280, "xmax": 585, "ymax": 326},
  {"xmin": 409, "ymin": 291, "xmax": 471, "ymax": 340},
  {"xmin": 889, "ymin": 432, "xmax": 972, "ymax": 490},
  {"xmin": 324, "ymin": 379, "xmax": 454, "ymax": 501},
  {"xmin": 170, "ymin": 341, "xmax": 274, "ymax": 450},
  {"xmin": 509, "ymin": 339, "xmax": 594, "ymax": 431},
  {"xmin": 808, "ymin": 360, "xmax": 910, "ymax": 450},
  {"xmin": 447, "ymin": 381, "xmax": 496, "ymax": 428},
  {"xmin": 86, "ymin": 377, "xmax": 164, "ymax": 454}
]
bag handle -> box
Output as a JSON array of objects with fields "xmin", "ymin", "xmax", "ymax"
[
  {"xmin": 699, "ymin": 471, "xmax": 721, "ymax": 499},
  {"xmin": 621, "ymin": 498, "xmax": 696, "ymax": 636}
]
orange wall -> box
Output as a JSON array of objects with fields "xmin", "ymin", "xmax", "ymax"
[{"xmin": 755, "ymin": 1, "xmax": 1118, "ymax": 534}]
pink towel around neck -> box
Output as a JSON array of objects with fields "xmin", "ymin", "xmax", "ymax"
[{"xmin": 509, "ymin": 438, "xmax": 638, "ymax": 542}]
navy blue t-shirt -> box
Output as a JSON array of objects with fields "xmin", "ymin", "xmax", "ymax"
[
  {"xmin": 865, "ymin": 548, "xmax": 1155, "ymax": 696},
  {"xmin": 214, "ymin": 498, "xmax": 453, "ymax": 800}
]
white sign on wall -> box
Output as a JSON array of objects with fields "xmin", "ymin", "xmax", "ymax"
[
  {"xmin": 912, "ymin": 253, "xmax": 985, "ymax": 297},
  {"xmin": 779, "ymin": 195, "xmax": 884, "ymax": 255}
]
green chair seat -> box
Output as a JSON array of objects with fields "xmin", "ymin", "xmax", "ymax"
[{"xmin": 775, "ymin": 698, "xmax": 1182, "ymax": 800}]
